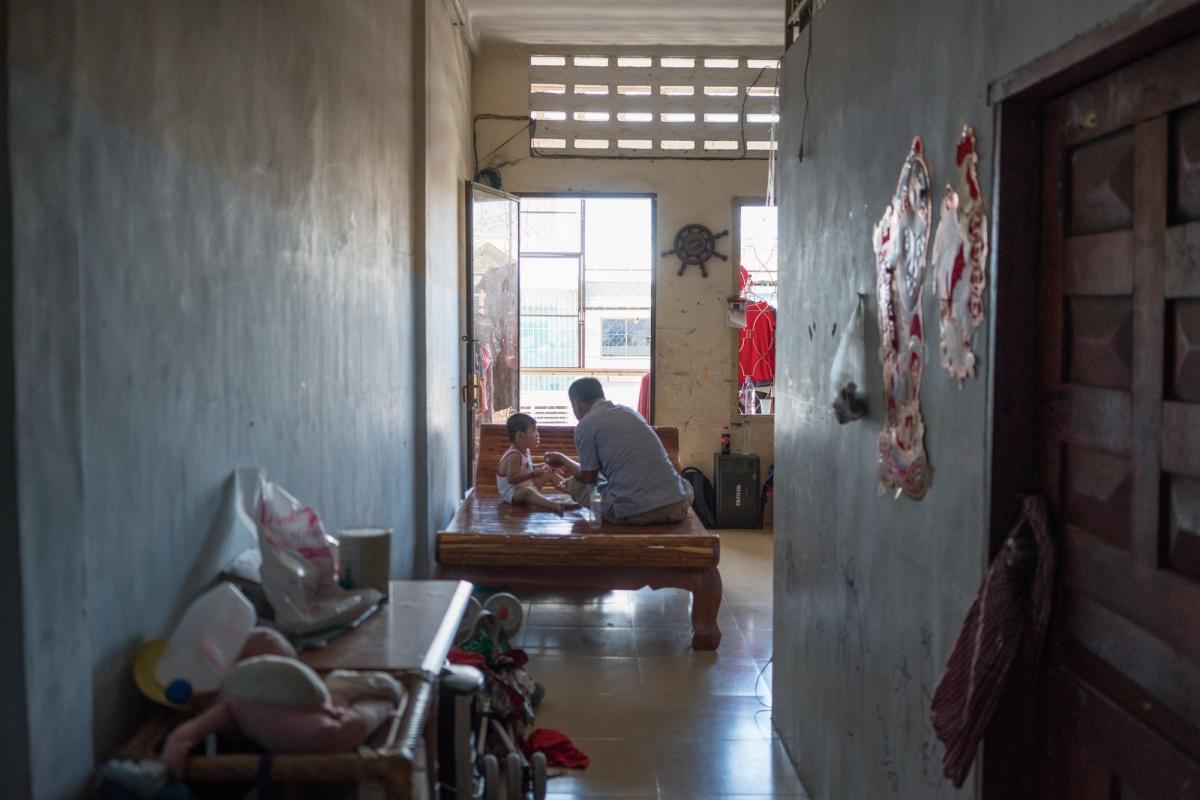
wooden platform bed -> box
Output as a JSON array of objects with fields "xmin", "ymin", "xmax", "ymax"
[{"xmin": 436, "ymin": 423, "xmax": 722, "ymax": 649}]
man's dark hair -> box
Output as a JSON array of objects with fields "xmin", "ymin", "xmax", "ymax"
[
  {"xmin": 568, "ymin": 377, "xmax": 605, "ymax": 405},
  {"xmin": 505, "ymin": 413, "xmax": 536, "ymax": 443}
]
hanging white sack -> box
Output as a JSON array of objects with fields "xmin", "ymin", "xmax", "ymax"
[{"xmin": 830, "ymin": 295, "xmax": 868, "ymax": 424}]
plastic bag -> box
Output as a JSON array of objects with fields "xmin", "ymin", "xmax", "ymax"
[
  {"xmin": 255, "ymin": 475, "xmax": 383, "ymax": 635},
  {"xmin": 830, "ymin": 295, "xmax": 868, "ymax": 424}
]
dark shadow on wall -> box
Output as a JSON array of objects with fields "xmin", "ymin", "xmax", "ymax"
[{"xmin": 0, "ymin": 0, "xmax": 34, "ymax": 795}]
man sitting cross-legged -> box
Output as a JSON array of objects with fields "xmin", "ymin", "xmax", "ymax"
[{"xmin": 544, "ymin": 377, "xmax": 694, "ymax": 526}]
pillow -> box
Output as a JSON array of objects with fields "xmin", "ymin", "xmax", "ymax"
[{"xmin": 221, "ymin": 655, "xmax": 329, "ymax": 710}]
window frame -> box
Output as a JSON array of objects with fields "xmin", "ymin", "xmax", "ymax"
[
  {"xmin": 518, "ymin": 192, "xmax": 658, "ymax": 423},
  {"xmin": 731, "ymin": 196, "xmax": 778, "ymax": 420}
]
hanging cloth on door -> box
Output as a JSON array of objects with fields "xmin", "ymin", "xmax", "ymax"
[{"xmin": 930, "ymin": 495, "xmax": 1056, "ymax": 787}]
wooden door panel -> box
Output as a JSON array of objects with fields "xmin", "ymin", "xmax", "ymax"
[
  {"xmin": 1171, "ymin": 102, "xmax": 1200, "ymax": 223},
  {"xmin": 1065, "ymin": 297, "xmax": 1135, "ymax": 388},
  {"xmin": 1165, "ymin": 223, "xmax": 1200, "ymax": 297},
  {"xmin": 1051, "ymin": 670, "xmax": 1200, "ymax": 800},
  {"xmin": 1164, "ymin": 475, "xmax": 1200, "ymax": 581},
  {"xmin": 1065, "ymin": 231, "xmax": 1135, "ymax": 295},
  {"xmin": 1040, "ymin": 31, "xmax": 1200, "ymax": 797},
  {"xmin": 1069, "ymin": 128, "xmax": 1136, "ymax": 235},
  {"xmin": 1168, "ymin": 300, "xmax": 1200, "ymax": 398}
]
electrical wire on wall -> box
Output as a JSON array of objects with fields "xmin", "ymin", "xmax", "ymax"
[{"xmin": 473, "ymin": 113, "xmax": 534, "ymax": 180}]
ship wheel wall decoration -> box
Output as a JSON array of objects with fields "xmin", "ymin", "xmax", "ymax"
[{"xmin": 662, "ymin": 224, "xmax": 728, "ymax": 277}]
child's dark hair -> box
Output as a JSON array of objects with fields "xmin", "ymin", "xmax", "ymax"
[{"xmin": 506, "ymin": 413, "xmax": 537, "ymax": 443}]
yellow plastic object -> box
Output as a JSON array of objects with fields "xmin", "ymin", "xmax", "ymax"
[{"xmin": 133, "ymin": 639, "xmax": 194, "ymax": 711}]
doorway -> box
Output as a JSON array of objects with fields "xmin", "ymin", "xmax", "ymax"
[
  {"xmin": 517, "ymin": 195, "xmax": 656, "ymax": 425},
  {"xmin": 988, "ymin": 10, "xmax": 1200, "ymax": 797}
]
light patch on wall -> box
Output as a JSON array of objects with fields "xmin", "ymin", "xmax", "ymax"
[
  {"xmin": 705, "ymin": 112, "xmax": 739, "ymax": 123},
  {"xmin": 705, "ymin": 140, "xmax": 740, "ymax": 150},
  {"xmin": 530, "ymin": 55, "xmax": 566, "ymax": 66},
  {"xmin": 574, "ymin": 138, "xmax": 610, "ymax": 149},
  {"xmin": 573, "ymin": 55, "xmax": 609, "ymax": 67},
  {"xmin": 747, "ymin": 140, "xmax": 778, "ymax": 150},
  {"xmin": 531, "ymin": 83, "xmax": 566, "ymax": 94},
  {"xmin": 531, "ymin": 137, "xmax": 567, "ymax": 149},
  {"xmin": 747, "ymin": 86, "xmax": 779, "ymax": 97},
  {"xmin": 617, "ymin": 56, "xmax": 653, "ymax": 68},
  {"xmin": 747, "ymin": 113, "xmax": 780, "ymax": 124},
  {"xmin": 705, "ymin": 86, "xmax": 740, "ymax": 97},
  {"xmin": 618, "ymin": 85, "xmax": 652, "ymax": 96},
  {"xmin": 660, "ymin": 85, "xmax": 695, "ymax": 96},
  {"xmin": 574, "ymin": 111, "xmax": 611, "ymax": 122},
  {"xmin": 704, "ymin": 57, "xmax": 741, "ymax": 69},
  {"xmin": 618, "ymin": 139, "xmax": 653, "ymax": 150},
  {"xmin": 747, "ymin": 58, "xmax": 781, "ymax": 69},
  {"xmin": 661, "ymin": 56, "xmax": 696, "ymax": 68},
  {"xmin": 618, "ymin": 112, "xmax": 654, "ymax": 122},
  {"xmin": 661, "ymin": 139, "xmax": 696, "ymax": 150},
  {"xmin": 661, "ymin": 112, "xmax": 696, "ymax": 123},
  {"xmin": 531, "ymin": 110, "xmax": 566, "ymax": 120},
  {"xmin": 574, "ymin": 84, "xmax": 610, "ymax": 95}
]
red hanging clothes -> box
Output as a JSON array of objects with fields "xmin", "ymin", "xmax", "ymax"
[
  {"xmin": 636, "ymin": 372, "xmax": 651, "ymax": 420},
  {"xmin": 930, "ymin": 496, "xmax": 1055, "ymax": 788},
  {"xmin": 738, "ymin": 301, "xmax": 776, "ymax": 385}
]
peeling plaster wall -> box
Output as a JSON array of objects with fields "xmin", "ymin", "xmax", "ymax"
[
  {"xmin": 773, "ymin": 0, "xmax": 1148, "ymax": 797},
  {"xmin": 472, "ymin": 43, "xmax": 775, "ymax": 488},
  {"xmin": 6, "ymin": 1, "xmax": 436, "ymax": 794}
]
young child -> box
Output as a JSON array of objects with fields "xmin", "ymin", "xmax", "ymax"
[{"xmin": 498, "ymin": 413, "xmax": 574, "ymax": 514}]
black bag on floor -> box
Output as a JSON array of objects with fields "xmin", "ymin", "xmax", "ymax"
[{"xmin": 682, "ymin": 467, "xmax": 717, "ymax": 528}]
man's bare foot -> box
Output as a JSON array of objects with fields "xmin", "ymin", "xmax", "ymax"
[
  {"xmin": 553, "ymin": 502, "xmax": 566, "ymax": 516},
  {"xmin": 562, "ymin": 499, "xmax": 580, "ymax": 510}
]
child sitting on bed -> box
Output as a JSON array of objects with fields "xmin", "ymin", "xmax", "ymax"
[{"xmin": 498, "ymin": 413, "xmax": 575, "ymax": 515}]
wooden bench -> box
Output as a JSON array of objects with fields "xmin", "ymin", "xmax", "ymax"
[{"xmin": 435, "ymin": 424, "xmax": 722, "ymax": 649}]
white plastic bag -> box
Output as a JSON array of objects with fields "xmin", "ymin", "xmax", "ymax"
[
  {"xmin": 830, "ymin": 296, "xmax": 868, "ymax": 424},
  {"xmin": 255, "ymin": 475, "xmax": 383, "ymax": 635}
]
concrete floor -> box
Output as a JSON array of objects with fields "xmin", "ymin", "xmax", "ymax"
[{"xmin": 512, "ymin": 528, "xmax": 809, "ymax": 799}]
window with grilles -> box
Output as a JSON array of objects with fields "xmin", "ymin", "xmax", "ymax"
[{"xmin": 528, "ymin": 52, "xmax": 781, "ymax": 159}]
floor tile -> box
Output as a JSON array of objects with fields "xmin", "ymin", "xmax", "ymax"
[
  {"xmin": 741, "ymin": 627, "xmax": 773, "ymax": 660},
  {"xmin": 543, "ymin": 738, "xmax": 659, "ymax": 796},
  {"xmin": 534, "ymin": 692, "xmax": 652, "ymax": 739},
  {"xmin": 730, "ymin": 605, "xmax": 773, "ymax": 632},
  {"xmin": 634, "ymin": 624, "xmax": 751, "ymax": 658},
  {"xmin": 518, "ymin": 626, "xmax": 638, "ymax": 657},
  {"xmin": 653, "ymin": 738, "xmax": 807, "ymax": 797},
  {"xmin": 641, "ymin": 693, "xmax": 776, "ymax": 740},
  {"xmin": 530, "ymin": 656, "xmax": 643, "ymax": 696},
  {"xmin": 638, "ymin": 655, "xmax": 767, "ymax": 696},
  {"xmin": 531, "ymin": 600, "xmax": 634, "ymax": 628}
]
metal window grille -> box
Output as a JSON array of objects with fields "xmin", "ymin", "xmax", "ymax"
[{"xmin": 528, "ymin": 51, "xmax": 781, "ymax": 159}]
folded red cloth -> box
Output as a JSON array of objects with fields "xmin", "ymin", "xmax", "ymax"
[{"xmin": 522, "ymin": 728, "xmax": 589, "ymax": 769}]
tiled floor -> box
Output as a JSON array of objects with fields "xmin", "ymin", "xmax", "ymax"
[{"xmin": 510, "ymin": 528, "xmax": 809, "ymax": 799}]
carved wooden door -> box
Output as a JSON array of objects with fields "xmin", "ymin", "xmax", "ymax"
[{"xmin": 1039, "ymin": 31, "xmax": 1200, "ymax": 798}]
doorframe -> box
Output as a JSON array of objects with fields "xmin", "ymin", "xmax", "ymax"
[
  {"xmin": 982, "ymin": 2, "xmax": 1200, "ymax": 797},
  {"xmin": 463, "ymin": 180, "xmax": 521, "ymax": 491},
  {"xmin": 514, "ymin": 191, "xmax": 659, "ymax": 423}
]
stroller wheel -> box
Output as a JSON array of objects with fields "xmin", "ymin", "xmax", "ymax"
[
  {"xmin": 484, "ymin": 592, "xmax": 524, "ymax": 638},
  {"xmin": 457, "ymin": 596, "xmax": 484, "ymax": 645},
  {"xmin": 506, "ymin": 751, "xmax": 524, "ymax": 800},
  {"xmin": 531, "ymin": 751, "xmax": 548, "ymax": 800},
  {"xmin": 482, "ymin": 754, "xmax": 500, "ymax": 800}
]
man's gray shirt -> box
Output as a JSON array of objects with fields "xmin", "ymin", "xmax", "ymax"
[{"xmin": 574, "ymin": 399, "xmax": 693, "ymax": 518}]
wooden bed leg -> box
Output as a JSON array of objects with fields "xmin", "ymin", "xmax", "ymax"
[{"xmin": 690, "ymin": 567, "xmax": 723, "ymax": 650}]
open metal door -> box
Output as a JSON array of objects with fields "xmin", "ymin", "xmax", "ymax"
[{"xmin": 463, "ymin": 182, "xmax": 520, "ymax": 489}]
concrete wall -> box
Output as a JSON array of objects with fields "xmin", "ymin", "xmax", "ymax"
[
  {"xmin": 416, "ymin": 0, "xmax": 474, "ymax": 574},
  {"xmin": 773, "ymin": 1, "xmax": 1148, "ymax": 797},
  {"xmin": 5, "ymin": 1, "xmax": 472, "ymax": 794},
  {"xmin": 473, "ymin": 43, "xmax": 775, "ymax": 486}
]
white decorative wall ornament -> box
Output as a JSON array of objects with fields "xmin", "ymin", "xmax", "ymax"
[
  {"xmin": 873, "ymin": 136, "xmax": 932, "ymax": 500},
  {"xmin": 933, "ymin": 125, "xmax": 988, "ymax": 389}
]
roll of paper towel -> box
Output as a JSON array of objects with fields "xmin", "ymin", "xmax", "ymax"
[{"xmin": 336, "ymin": 527, "xmax": 392, "ymax": 595}]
